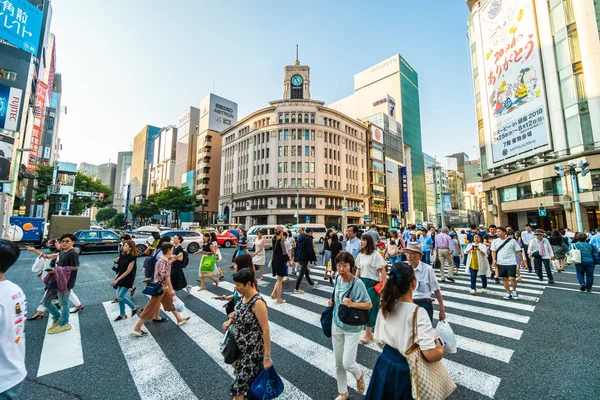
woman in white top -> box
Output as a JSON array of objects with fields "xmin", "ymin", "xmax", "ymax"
[
  {"xmin": 365, "ymin": 263, "xmax": 445, "ymax": 400},
  {"xmin": 252, "ymin": 230, "xmax": 265, "ymax": 280},
  {"xmin": 355, "ymin": 234, "xmax": 387, "ymax": 344}
]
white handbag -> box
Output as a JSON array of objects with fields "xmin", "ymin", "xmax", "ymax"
[
  {"xmin": 566, "ymin": 244, "xmax": 581, "ymax": 264},
  {"xmin": 32, "ymin": 256, "xmax": 47, "ymax": 273}
]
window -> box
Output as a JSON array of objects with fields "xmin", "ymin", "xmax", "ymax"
[
  {"xmin": 297, "ymin": 179, "xmax": 302, "ymax": 188},
  {"xmin": 284, "ymin": 178, "xmax": 288, "ymax": 188},
  {"xmin": 310, "ymin": 162, "xmax": 315, "ymax": 173},
  {"xmin": 305, "ymin": 130, "xmax": 310, "ymax": 140},
  {"xmin": 291, "ymin": 130, "xmax": 296, "ymax": 140},
  {"xmin": 284, "ymin": 146, "xmax": 288, "ymax": 156},
  {"xmin": 292, "ymin": 146, "xmax": 296, "ymax": 156},
  {"xmin": 278, "ymin": 162, "xmax": 283, "ymax": 173},
  {"xmin": 278, "ymin": 178, "xmax": 283, "ymax": 188},
  {"xmin": 297, "ymin": 162, "xmax": 302, "ymax": 172},
  {"xmin": 297, "ymin": 145, "xmax": 301, "ymax": 155},
  {"xmin": 284, "ymin": 162, "xmax": 288, "ymax": 172},
  {"xmin": 305, "ymin": 178, "xmax": 309, "ymax": 188},
  {"xmin": 278, "ymin": 114, "xmax": 283, "ymax": 124},
  {"xmin": 292, "ymin": 162, "xmax": 296, "ymax": 172},
  {"xmin": 261, "ymin": 164, "xmax": 264, "ymax": 174},
  {"xmin": 305, "ymin": 162, "xmax": 309, "ymax": 172},
  {"xmin": 311, "ymin": 114, "xmax": 315, "ymax": 123},
  {"xmin": 291, "ymin": 114, "xmax": 296, "ymax": 123},
  {"xmin": 324, "ymin": 164, "xmax": 328, "ymax": 174},
  {"xmin": 80, "ymin": 231, "xmax": 99, "ymax": 240},
  {"xmin": 278, "ymin": 130, "xmax": 283, "ymax": 140},
  {"xmin": 278, "ymin": 146, "xmax": 283, "ymax": 157},
  {"xmin": 324, "ymin": 117, "xmax": 328, "ymax": 125},
  {"xmin": 0, "ymin": 68, "xmax": 17, "ymax": 81},
  {"xmin": 266, "ymin": 164, "xmax": 269, "ymax": 173},
  {"xmin": 310, "ymin": 179, "xmax": 315, "ymax": 188},
  {"xmin": 291, "ymin": 178, "xmax": 296, "ymax": 188},
  {"xmin": 284, "ymin": 129, "xmax": 289, "ymax": 140},
  {"xmin": 305, "ymin": 146, "xmax": 309, "ymax": 156},
  {"xmin": 311, "ymin": 130, "xmax": 315, "ymax": 140},
  {"xmin": 324, "ymin": 148, "xmax": 328, "ymax": 158},
  {"xmin": 266, "ymin": 148, "xmax": 269, "ymax": 157},
  {"xmin": 304, "ymin": 114, "xmax": 309, "ymax": 123},
  {"xmin": 261, "ymin": 149, "xmax": 264, "ymax": 158},
  {"xmin": 285, "ymin": 114, "xmax": 290, "ymax": 123},
  {"xmin": 101, "ymin": 231, "xmax": 119, "ymax": 240},
  {"xmin": 311, "ymin": 146, "xmax": 315, "ymax": 156}
]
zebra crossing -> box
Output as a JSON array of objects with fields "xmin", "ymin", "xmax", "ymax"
[{"xmin": 28, "ymin": 263, "xmax": 550, "ymax": 399}]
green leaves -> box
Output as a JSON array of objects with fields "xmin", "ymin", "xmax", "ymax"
[
  {"xmin": 96, "ymin": 207, "xmax": 117, "ymax": 222},
  {"xmin": 128, "ymin": 186, "xmax": 197, "ymax": 225},
  {"xmin": 71, "ymin": 172, "xmax": 114, "ymax": 216},
  {"xmin": 33, "ymin": 164, "xmax": 55, "ymax": 203}
]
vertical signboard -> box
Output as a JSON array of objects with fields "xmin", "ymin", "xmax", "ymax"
[
  {"xmin": 28, "ymin": 81, "xmax": 47, "ymax": 171},
  {"xmin": 401, "ymin": 166, "xmax": 409, "ymax": 213},
  {"xmin": 0, "ymin": 84, "xmax": 22, "ymax": 131},
  {"xmin": 199, "ymin": 94, "xmax": 238, "ymax": 133},
  {"xmin": 0, "ymin": 133, "xmax": 14, "ymax": 181},
  {"xmin": 478, "ymin": 0, "xmax": 551, "ymax": 166},
  {"xmin": 0, "ymin": 0, "xmax": 44, "ymax": 55}
]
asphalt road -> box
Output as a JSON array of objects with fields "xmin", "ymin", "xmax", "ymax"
[{"xmin": 6, "ymin": 247, "xmax": 600, "ymax": 399}]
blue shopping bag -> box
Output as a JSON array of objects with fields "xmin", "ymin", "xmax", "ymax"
[{"xmin": 248, "ymin": 366, "xmax": 284, "ymax": 400}]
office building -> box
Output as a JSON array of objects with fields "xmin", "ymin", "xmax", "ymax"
[
  {"xmin": 174, "ymin": 107, "xmax": 200, "ymax": 187},
  {"xmin": 148, "ymin": 126, "xmax": 177, "ymax": 195},
  {"xmin": 78, "ymin": 163, "xmax": 98, "ymax": 176},
  {"xmin": 219, "ymin": 58, "xmax": 369, "ymax": 229},
  {"xmin": 467, "ymin": 0, "xmax": 600, "ymax": 230},
  {"xmin": 130, "ymin": 125, "xmax": 161, "ymax": 204},
  {"xmin": 97, "ymin": 163, "xmax": 117, "ymax": 193},
  {"xmin": 113, "ymin": 151, "xmax": 132, "ymax": 214},
  {"xmin": 47, "ymin": 161, "xmax": 76, "ymax": 217},
  {"xmin": 329, "ymin": 54, "xmax": 426, "ymax": 223}
]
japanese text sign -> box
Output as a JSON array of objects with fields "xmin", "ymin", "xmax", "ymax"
[
  {"xmin": 0, "ymin": 0, "xmax": 43, "ymax": 56},
  {"xmin": 27, "ymin": 80, "xmax": 46, "ymax": 172}
]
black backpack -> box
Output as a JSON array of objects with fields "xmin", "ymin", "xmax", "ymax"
[
  {"xmin": 143, "ymin": 249, "xmax": 160, "ymax": 279},
  {"xmin": 182, "ymin": 250, "xmax": 190, "ymax": 268}
]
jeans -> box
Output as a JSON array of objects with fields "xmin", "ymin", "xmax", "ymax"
[
  {"xmin": 322, "ymin": 250, "xmax": 331, "ymax": 269},
  {"xmin": 413, "ymin": 299, "xmax": 434, "ymax": 323},
  {"xmin": 295, "ymin": 261, "xmax": 314, "ymax": 290},
  {"xmin": 389, "ymin": 255, "xmax": 400, "ymax": 267},
  {"xmin": 453, "ymin": 256, "xmax": 461, "ymax": 270},
  {"xmin": 575, "ymin": 263, "xmax": 595, "ymax": 290},
  {"xmin": 421, "ymin": 251, "xmax": 431, "ymax": 264},
  {"xmin": 117, "ymin": 286, "xmax": 136, "ymax": 315},
  {"xmin": 0, "ymin": 381, "xmax": 23, "ymax": 400},
  {"xmin": 533, "ymin": 256, "xmax": 554, "ymax": 282},
  {"xmin": 37, "ymin": 290, "xmax": 81, "ymax": 313},
  {"xmin": 469, "ymin": 267, "xmax": 488, "ymax": 290},
  {"xmin": 331, "ymin": 323, "xmax": 362, "ymax": 394},
  {"xmin": 43, "ymin": 289, "xmax": 71, "ymax": 326}
]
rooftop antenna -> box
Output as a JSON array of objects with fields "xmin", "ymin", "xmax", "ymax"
[{"xmin": 295, "ymin": 44, "xmax": 300, "ymax": 66}]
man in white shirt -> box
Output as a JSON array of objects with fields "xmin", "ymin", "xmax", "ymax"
[
  {"xmin": 0, "ymin": 240, "xmax": 26, "ymax": 399},
  {"xmin": 527, "ymin": 229, "xmax": 555, "ymax": 284},
  {"xmin": 491, "ymin": 227, "xmax": 524, "ymax": 300},
  {"xmin": 520, "ymin": 224, "xmax": 535, "ymax": 272},
  {"xmin": 345, "ymin": 225, "xmax": 361, "ymax": 259},
  {"xmin": 404, "ymin": 242, "xmax": 447, "ymax": 323}
]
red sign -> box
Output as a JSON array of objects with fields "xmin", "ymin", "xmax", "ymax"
[{"xmin": 27, "ymin": 81, "xmax": 47, "ymax": 172}]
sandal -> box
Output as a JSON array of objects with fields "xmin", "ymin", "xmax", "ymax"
[
  {"xmin": 70, "ymin": 305, "xmax": 84, "ymax": 314},
  {"xmin": 130, "ymin": 286, "xmax": 136, "ymax": 297},
  {"xmin": 111, "ymin": 298, "xmax": 122, "ymax": 304},
  {"xmin": 275, "ymin": 299, "xmax": 286, "ymax": 304},
  {"xmin": 28, "ymin": 311, "xmax": 45, "ymax": 320},
  {"xmin": 131, "ymin": 306, "xmax": 140, "ymax": 317},
  {"xmin": 335, "ymin": 393, "xmax": 349, "ymax": 400},
  {"xmin": 114, "ymin": 315, "xmax": 127, "ymax": 321},
  {"xmin": 356, "ymin": 370, "xmax": 366, "ymax": 395}
]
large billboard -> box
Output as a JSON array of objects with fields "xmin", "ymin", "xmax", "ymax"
[
  {"xmin": 27, "ymin": 81, "xmax": 47, "ymax": 171},
  {"xmin": 199, "ymin": 94, "xmax": 238, "ymax": 133},
  {"xmin": 0, "ymin": 132, "xmax": 14, "ymax": 181},
  {"xmin": 0, "ymin": 0, "xmax": 44, "ymax": 56},
  {"xmin": 370, "ymin": 124, "xmax": 384, "ymax": 145},
  {"xmin": 478, "ymin": 0, "xmax": 551, "ymax": 167},
  {"xmin": 0, "ymin": 83, "xmax": 22, "ymax": 131}
]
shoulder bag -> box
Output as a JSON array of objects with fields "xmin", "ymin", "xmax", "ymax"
[
  {"xmin": 566, "ymin": 244, "xmax": 581, "ymax": 264},
  {"xmin": 142, "ymin": 280, "xmax": 164, "ymax": 296},
  {"xmin": 337, "ymin": 278, "xmax": 369, "ymax": 326},
  {"xmin": 405, "ymin": 307, "xmax": 457, "ymax": 400},
  {"xmin": 222, "ymin": 296, "xmax": 256, "ymax": 365},
  {"xmin": 320, "ymin": 277, "xmax": 337, "ymax": 338},
  {"xmin": 387, "ymin": 239, "xmax": 400, "ymax": 257}
]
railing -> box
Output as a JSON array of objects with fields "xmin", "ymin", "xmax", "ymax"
[
  {"xmin": 258, "ymin": 205, "xmax": 268, "ymax": 209},
  {"xmin": 234, "ymin": 207, "xmax": 246, "ymax": 211},
  {"xmin": 250, "ymin": 205, "xmax": 258, "ymax": 210},
  {"xmin": 305, "ymin": 203, "xmax": 317, "ymax": 209},
  {"xmin": 325, "ymin": 204, "xmax": 335, "ymax": 209}
]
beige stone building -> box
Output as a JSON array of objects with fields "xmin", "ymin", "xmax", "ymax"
[{"xmin": 218, "ymin": 59, "xmax": 369, "ymax": 228}]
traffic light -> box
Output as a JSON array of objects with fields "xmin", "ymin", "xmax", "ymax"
[
  {"xmin": 579, "ymin": 160, "xmax": 590, "ymax": 176},
  {"xmin": 538, "ymin": 205, "xmax": 547, "ymax": 217},
  {"xmin": 554, "ymin": 164, "xmax": 565, "ymax": 177}
]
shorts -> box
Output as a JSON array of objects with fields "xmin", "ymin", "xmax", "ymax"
[{"xmin": 497, "ymin": 264, "xmax": 517, "ymax": 278}]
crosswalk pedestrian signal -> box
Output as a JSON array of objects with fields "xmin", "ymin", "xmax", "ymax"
[{"xmin": 538, "ymin": 205, "xmax": 547, "ymax": 217}]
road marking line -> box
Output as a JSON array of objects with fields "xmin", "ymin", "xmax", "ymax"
[
  {"xmin": 37, "ymin": 312, "xmax": 84, "ymax": 377},
  {"xmin": 102, "ymin": 302, "xmax": 198, "ymax": 400},
  {"xmin": 439, "ymin": 268, "xmax": 549, "ymax": 288},
  {"xmin": 434, "ymin": 310, "xmax": 523, "ymax": 339},
  {"xmin": 441, "ymin": 300, "xmax": 530, "ymax": 323},
  {"xmin": 441, "ymin": 290, "xmax": 536, "ymax": 311},
  {"xmin": 438, "ymin": 283, "xmax": 540, "ymax": 302},
  {"xmin": 442, "ymin": 359, "xmax": 501, "ymax": 398},
  {"xmin": 436, "ymin": 277, "xmax": 544, "ymax": 295},
  {"xmin": 164, "ymin": 301, "xmax": 312, "ymax": 399},
  {"xmin": 190, "ymin": 287, "xmax": 374, "ymax": 392},
  {"xmin": 544, "ymin": 286, "xmax": 600, "ymax": 295}
]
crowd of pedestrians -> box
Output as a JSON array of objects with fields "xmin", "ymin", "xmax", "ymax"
[{"xmin": 8, "ymin": 219, "xmax": 600, "ymax": 400}]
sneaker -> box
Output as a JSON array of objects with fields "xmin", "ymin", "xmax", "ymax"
[
  {"xmin": 511, "ymin": 290, "xmax": 519, "ymax": 299},
  {"xmin": 48, "ymin": 319, "xmax": 60, "ymax": 331},
  {"xmin": 294, "ymin": 289, "xmax": 304, "ymax": 294},
  {"xmin": 469, "ymin": 289, "xmax": 476, "ymax": 295},
  {"xmin": 548, "ymin": 281, "xmax": 555, "ymax": 284},
  {"xmin": 580, "ymin": 285, "xmax": 586, "ymax": 291},
  {"xmin": 587, "ymin": 289, "xmax": 592, "ymax": 293},
  {"xmin": 503, "ymin": 293, "xmax": 512, "ymax": 300},
  {"xmin": 177, "ymin": 317, "xmax": 191, "ymax": 326},
  {"xmin": 481, "ymin": 288, "xmax": 487, "ymax": 293},
  {"xmin": 447, "ymin": 278, "xmax": 455, "ymax": 282},
  {"xmin": 284, "ymin": 276, "xmax": 290, "ymax": 281},
  {"xmin": 48, "ymin": 324, "xmax": 72, "ymax": 335},
  {"xmin": 312, "ymin": 283, "xmax": 318, "ymax": 290},
  {"xmin": 441, "ymin": 278, "xmax": 446, "ymax": 282}
]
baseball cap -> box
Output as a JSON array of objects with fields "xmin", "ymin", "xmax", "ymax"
[{"xmin": 306, "ymin": 227, "xmax": 314, "ymax": 233}]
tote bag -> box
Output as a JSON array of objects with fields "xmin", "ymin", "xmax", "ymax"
[{"xmin": 566, "ymin": 244, "xmax": 581, "ymax": 265}]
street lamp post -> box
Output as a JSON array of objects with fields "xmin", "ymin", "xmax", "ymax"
[{"xmin": 555, "ymin": 160, "xmax": 589, "ymax": 232}]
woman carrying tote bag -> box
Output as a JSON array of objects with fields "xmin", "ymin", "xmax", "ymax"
[{"xmin": 365, "ymin": 262, "xmax": 455, "ymax": 400}]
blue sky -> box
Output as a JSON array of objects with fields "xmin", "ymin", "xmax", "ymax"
[{"xmin": 51, "ymin": 0, "xmax": 478, "ymax": 165}]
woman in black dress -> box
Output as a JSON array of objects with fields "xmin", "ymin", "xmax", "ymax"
[
  {"xmin": 110, "ymin": 240, "xmax": 140, "ymax": 321},
  {"xmin": 270, "ymin": 228, "xmax": 288, "ymax": 304},
  {"xmin": 328, "ymin": 233, "xmax": 343, "ymax": 283},
  {"xmin": 171, "ymin": 234, "xmax": 191, "ymax": 294}
]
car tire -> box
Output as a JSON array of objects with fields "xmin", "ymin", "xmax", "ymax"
[
  {"xmin": 224, "ymin": 240, "xmax": 232, "ymax": 248},
  {"xmin": 136, "ymin": 244, "xmax": 147, "ymax": 254},
  {"xmin": 74, "ymin": 246, "xmax": 83, "ymax": 254},
  {"xmin": 187, "ymin": 242, "xmax": 200, "ymax": 253}
]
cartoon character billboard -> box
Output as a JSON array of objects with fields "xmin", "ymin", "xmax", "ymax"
[{"xmin": 478, "ymin": 0, "xmax": 551, "ymax": 166}]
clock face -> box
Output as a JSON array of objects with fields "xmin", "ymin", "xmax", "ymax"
[{"xmin": 291, "ymin": 75, "xmax": 303, "ymax": 86}]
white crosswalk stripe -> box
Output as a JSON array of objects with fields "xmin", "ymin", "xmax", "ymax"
[{"xmin": 27, "ymin": 262, "xmax": 549, "ymax": 400}]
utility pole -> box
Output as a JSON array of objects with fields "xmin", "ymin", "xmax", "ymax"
[
  {"xmin": 296, "ymin": 189, "xmax": 299, "ymax": 225},
  {"xmin": 554, "ymin": 161, "xmax": 589, "ymax": 232}
]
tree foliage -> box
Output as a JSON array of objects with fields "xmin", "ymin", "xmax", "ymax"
[
  {"xmin": 71, "ymin": 172, "xmax": 113, "ymax": 216},
  {"xmin": 34, "ymin": 164, "xmax": 55, "ymax": 203},
  {"xmin": 109, "ymin": 213, "xmax": 126, "ymax": 229},
  {"xmin": 96, "ymin": 207, "xmax": 117, "ymax": 222},
  {"xmin": 151, "ymin": 186, "xmax": 197, "ymax": 225},
  {"xmin": 129, "ymin": 198, "xmax": 159, "ymax": 224}
]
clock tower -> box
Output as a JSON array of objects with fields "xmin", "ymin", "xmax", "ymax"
[{"xmin": 283, "ymin": 47, "xmax": 310, "ymax": 100}]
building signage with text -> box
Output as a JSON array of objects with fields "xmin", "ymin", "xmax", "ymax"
[
  {"xmin": 478, "ymin": 0, "xmax": 551, "ymax": 166},
  {"xmin": 27, "ymin": 81, "xmax": 47, "ymax": 171},
  {"xmin": 200, "ymin": 94, "xmax": 238, "ymax": 133},
  {"xmin": 401, "ymin": 166, "xmax": 409, "ymax": 213},
  {"xmin": 0, "ymin": 0, "xmax": 44, "ymax": 56},
  {"xmin": 370, "ymin": 125, "xmax": 384, "ymax": 145},
  {"xmin": 0, "ymin": 83, "xmax": 22, "ymax": 132}
]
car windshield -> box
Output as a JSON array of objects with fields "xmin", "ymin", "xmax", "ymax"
[{"xmin": 248, "ymin": 226, "xmax": 263, "ymax": 235}]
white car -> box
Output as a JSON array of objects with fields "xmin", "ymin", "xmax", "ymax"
[{"xmin": 134, "ymin": 230, "xmax": 204, "ymax": 254}]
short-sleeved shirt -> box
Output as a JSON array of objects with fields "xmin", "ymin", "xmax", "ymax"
[
  {"xmin": 116, "ymin": 254, "xmax": 137, "ymax": 288},
  {"xmin": 419, "ymin": 234, "xmax": 433, "ymax": 252},
  {"xmin": 345, "ymin": 237, "xmax": 361, "ymax": 259},
  {"xmin": 154, "ymin": 257, "xmax": 171, "ymax": 288},
  {"xmin": 355, "ymin": 251, "xmax": 386, "ymax": 281},
  {"xmin": 332, "ymin": 277, "xmax": 372, "ymax": 333},
  {"xmin": 57, "ymin": 248, "xmax": 80, "ymax": 289},
  {"xmin": 374, "ymin": 301, "xmax": 436, "ymax": 355},
  {"xmin": 172, "ymin": 245, "xmax": 184, "ymax": 269},
  {"xmin": 491, "ymin": 238, "xmax": 521, "ymax": 265},
  {"xmin": 365, "ymin": 230, "xmax": 380, "ymax": 242},
  {"xmin": 412, "ymin": 261, "xmax": 440, "ymax": 301},
  {"xmin": 237, "ymin": 236, "xmax": 248, "ymax": 255}
]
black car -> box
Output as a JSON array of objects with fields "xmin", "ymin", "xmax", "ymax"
[{"xmin": 48, "ymin": 229, "xmax": 121, "ymax": 254}]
